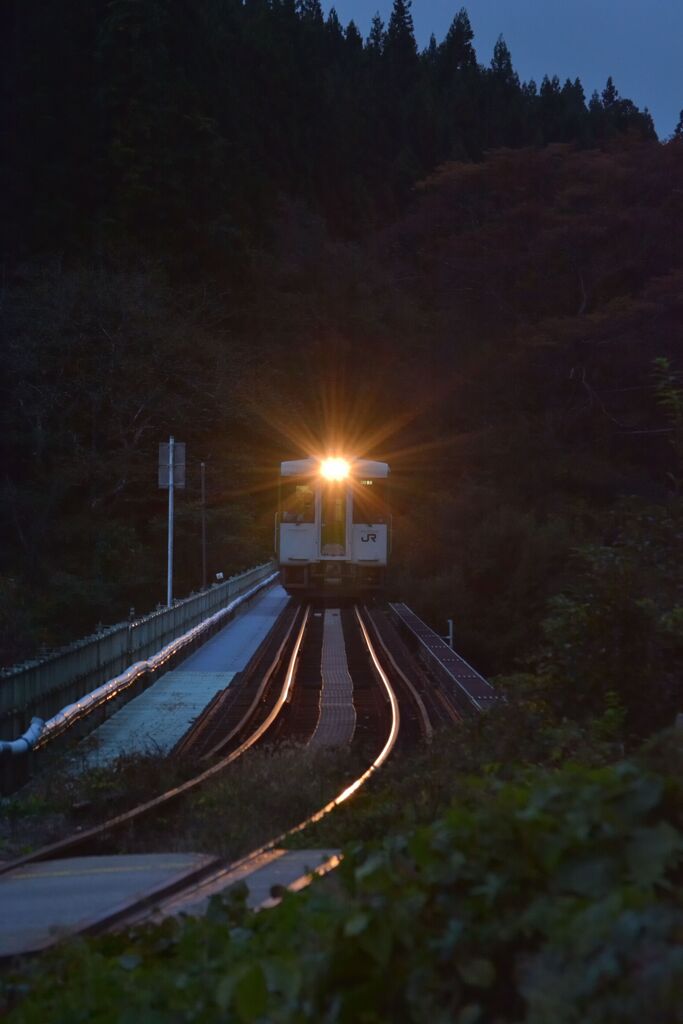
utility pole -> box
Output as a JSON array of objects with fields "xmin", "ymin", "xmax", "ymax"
[
  {"xmin": 167, "ymin": 435, "xmax": 175, "ymax": 606},
  {"xmin": 159, "ymin": 437, "xmax": 185, "ymax": 607},
  {"xmin": 201, "ymin": 460, "xmax": 207, "ymax": 589}
]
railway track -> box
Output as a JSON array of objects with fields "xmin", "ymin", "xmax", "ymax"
[
  {"xmin": 1, "ymin": 605, "xmax": 418, "ymax": 864},
  {"xmin": 1, "ymin": 600, "xmax": 467, "ymax": 953},
  {"xmin": 77, "ymin": 604, "xmax": 404, "ymax": 934},
  {"xmin": 0, "ymin": 601, "xmax": 307, "ymax": 871}
]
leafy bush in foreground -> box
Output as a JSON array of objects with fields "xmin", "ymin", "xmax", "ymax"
[{"xmin": 4, "ymin": 748, "xmax": 683, "ymax": 1023}]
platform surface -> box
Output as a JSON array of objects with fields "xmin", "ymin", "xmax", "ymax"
[
  {"xmin": 84, "ymin": 585, "xmax": 289, "ymax": 763},
  {"xmin": 0, "ymin": 848, "xmax": 339, "ymax": 956},
  {"xmin": 151, "ymin": 847, "xmax": 341, "ymax": 919},
  {"xmin": 180, "ymin": 586, "xmax": 289, "ymax": 672},
  {"xmin": 0, "ymin": 852, "xmax": 214, "ymax": 957}
]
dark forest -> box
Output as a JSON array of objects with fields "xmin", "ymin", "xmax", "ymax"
[
  {"xmin": 1, "ymin": 0, "xmax": 681, "ymax": 738},
  {"xmin": 4, "ymin": 2, "xmax": 683, "ymax": 1019}
]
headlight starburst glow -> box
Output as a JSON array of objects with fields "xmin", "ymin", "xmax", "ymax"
[{"xmin": 320, "ymin": 457, "xmax": 350, "ymax": 481}]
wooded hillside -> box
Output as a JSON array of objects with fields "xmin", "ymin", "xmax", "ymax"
[{"xmin": 1, "ymin": 3, "xmax": 680, "ymax": 740}]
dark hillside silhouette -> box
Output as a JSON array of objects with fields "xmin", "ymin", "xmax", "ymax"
[
  {"xmin": 0, "ymin": 3, "xmax": 678, "ymax": 734},
  {"xmin": 1, "ymin": 0, "xmax": 655, "ymax": 261}
]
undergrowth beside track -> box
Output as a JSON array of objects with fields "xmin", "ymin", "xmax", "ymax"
[
  {"xmin": 3, "ymin": 730, "xmax": 683, "ymax": 1022},
  {"xmin": 0, "ymin": 744, "xmax": 360, "ymax": 863}
]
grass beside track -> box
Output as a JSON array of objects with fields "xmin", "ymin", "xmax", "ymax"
[
  {"xmin": 0, "ymin": 744, "xmax": 363, "ymax": 863},
  {"xmin": 3, "ymin": 730, "xmax": 683, "ymax": 1023}
]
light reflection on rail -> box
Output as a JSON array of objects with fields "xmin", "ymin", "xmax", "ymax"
[
  {"xmin": 2, "ymin": 601, "xmax": 403, "ymax": 925},
  {"xmin": 0, "ymin": 599, "xmax": 307, "ymax": 876},
  {"xmin": 144, "ymin": 603, "xmax": 403, "ymax": 918},
  {"xmin": 213, "ymin": 603, "xmax": 402, "ymax": 863}
]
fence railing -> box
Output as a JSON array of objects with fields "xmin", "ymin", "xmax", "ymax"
[{"xmin": 0, "ymin": 563, "xmax": 276, "ymax": 740}]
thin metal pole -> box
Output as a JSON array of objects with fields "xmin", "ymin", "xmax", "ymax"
[
  {"xmin": 200, "ymin": 461, "xmax": 207, "ymax": 589},
  {"xmin": 167, "ymin": 435, "xmax": 175, "ymax": 606}
]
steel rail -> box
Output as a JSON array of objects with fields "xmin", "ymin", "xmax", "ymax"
[
  {"xmin": 281, "ymin": 603, "xmax": 400, "ymax": 829},
  {"xmin": 2, "ymin": 604, "xmax": 403, "ymax": 950},
  {"xmin": 0, "ymin": 604, "xmax": 310, "ymax": 877},
  {"xmin": 201, "ymin": 604, "xmax": 310, "ymax": 764},
  {"xmin": 282, "ymin": 598, "xmax": 401, "ymax": 823},
  {"xmin": 198, "ymin": 605, "xmax": 307, "ymax": 762},
  {"xmin": 101, "ymin": 604, "xmax": 403, "ymax": 925},
  {"xmin": 362, "ymin": 608, "xmax": 433, "ymax": 741}
]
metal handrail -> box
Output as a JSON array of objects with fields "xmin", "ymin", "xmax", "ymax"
[{"xmin": 0, "ymin": 573, "xmax": 278, "ymax": 757}]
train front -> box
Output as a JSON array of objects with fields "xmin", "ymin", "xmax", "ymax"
[{"xmin": 276, "ymin": 456, "xmax": 390, "ymax": 598}]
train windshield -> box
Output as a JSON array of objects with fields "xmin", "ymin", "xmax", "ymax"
[
  {"xmin": 353, "ymin": 479, "xmax": 387, "ymax": 524},
  {"xmin": 281, "ymin": 481, "xmax": 315, "ymax": 523}
]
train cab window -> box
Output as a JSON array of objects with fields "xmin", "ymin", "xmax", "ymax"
[
  {"xmin": 353, "ymin": 479, "xmax": 387, "ymax": 524},
  {"xmin": 281, "ymin": 482, "xmax": 315, "ymax": 523}
]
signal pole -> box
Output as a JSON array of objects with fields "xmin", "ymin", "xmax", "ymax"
[
  {"xmin": 167, "ymin": 435, "xmax": 175, "ymax": 606},
  {"xmin": 159, "ymin": 437, "xmax": 185, "ymax": 607},
  {"xmin": 201, "ymin": 460, "xmax": 207, "ymax": 589}
]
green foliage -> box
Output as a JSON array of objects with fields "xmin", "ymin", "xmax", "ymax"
[
  {"xmin": 0, "ymin": 793, "xmax": 50, "ymax": 822},
  {"xmin": 530, "ymin": 500, "xmax": 683, "ymax": 734},
  {"xmin": 392, "ymin": 482, "xmax": 580, "ymax": 672},
  {"xmin": 0, "ymin": 576, "xmax": 39, "ymax": 665},
  {"xmin": 0, "ymin": 259, "xmax": 271, "ymax": 646},
  {"xmin": 1, "ymin": 49, "xmax": 680, "ymax": 700},
  {"xmin": 290, "ymin": 697, "xmax": 626, "ymax": 854},
  {"xmin": 0, "ymin": 743, "xmax": 361, "ymax": 863},
  {"xmin": 653, "ymin": 356, "xmax": 683, "ymax": 488},
  {"xmin": 4, "ymin": 751, "xmax": 683, "ymax": 1022}
]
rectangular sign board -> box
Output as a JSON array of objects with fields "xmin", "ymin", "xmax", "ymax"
[{"xmin": 158, "ymin": 442, "xmax": 186, "ymax": 488}]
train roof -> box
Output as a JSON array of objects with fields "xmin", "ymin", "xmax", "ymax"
[{"xmin": 280, "ymin": 457, "xmax": 390, "ymax": 478}]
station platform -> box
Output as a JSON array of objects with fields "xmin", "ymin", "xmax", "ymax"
[
  {"xmin": 83, "ymin": 585, "xmax": 289, "ymax": 764},
  {"xmin": 149, "ymin": 847, "xmax": 340, "ymax": 921},
  {"xmin": 0, "ymin": 848, "xmax": 339, "ymax": 958},
  {"xmin": 0, "ymin": 852, "xmax": 213, "ymax": 957}
]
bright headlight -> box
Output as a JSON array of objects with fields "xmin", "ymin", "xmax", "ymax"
[{"xmin": 320, "ymin": 457, "xmax": 350, "ymax": 481}]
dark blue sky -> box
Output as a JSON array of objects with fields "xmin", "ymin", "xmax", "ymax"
[{"xmin": 322, "ymin": 0, "xmax": 683, "ymax": 138}]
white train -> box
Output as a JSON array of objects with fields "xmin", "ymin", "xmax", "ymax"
[{"xmin": 276, "ymin": 456, "xmax": 390, "ymax": 596}]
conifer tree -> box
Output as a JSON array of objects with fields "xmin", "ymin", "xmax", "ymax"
[
  {"xmin": 602, "ymin": 76, "xmax": 619, "ymax": 108},
  {"xmin": 538, "ymin": 74, "xmax": 562, "ymax": 140},
  {"xmin": 385, "ymin": 0, "xmax": 418, "ymax": 70},
  {"xmin": 540, "ymin": 74, "xmax": 561, "ymax": 98},
  {"xmin": 674, "ymin": 110, "xmax": 683, "ymax": 140},
  {"xmin": 443, "ymin": 8, "xmax": 476, "ymax": 71},
  {"xmin": 345, "ymin": 19, "xmax": 363, "ymax": 52},
  {"xmin": 326, "ymin": 7, "xmax": 343, "ymax": 37},
  {"xmin": 325, "ymin": 7, "xmax": 345, "ymax": 57},
  {"xmin": 563, "ymin": 77, "xmax": 585, "ymax": 105},
  {"xmin": 587, "ymin": 88, "xmax": 607, "ymax": 141},
  {"xmin": 485, "ymin": 36, "xmax": 523, "ymax": 146},
  {"xmin": 425, "ymin": 32, "xmax": 439, "ymax": 66},
  {"xmin": 559, "ymin": 77, "xmax": 587, "ymax": 142},
  {"xmin": 296, "ymin": 0, "xmax": 323, "ymax": 23},
  {"xmin": 490, "ymin": 35, "xmax": 517, "ymax": 85},
  {"xmin": 367, "ymin": 12, "xmax": 386, "ymax": 56}
]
